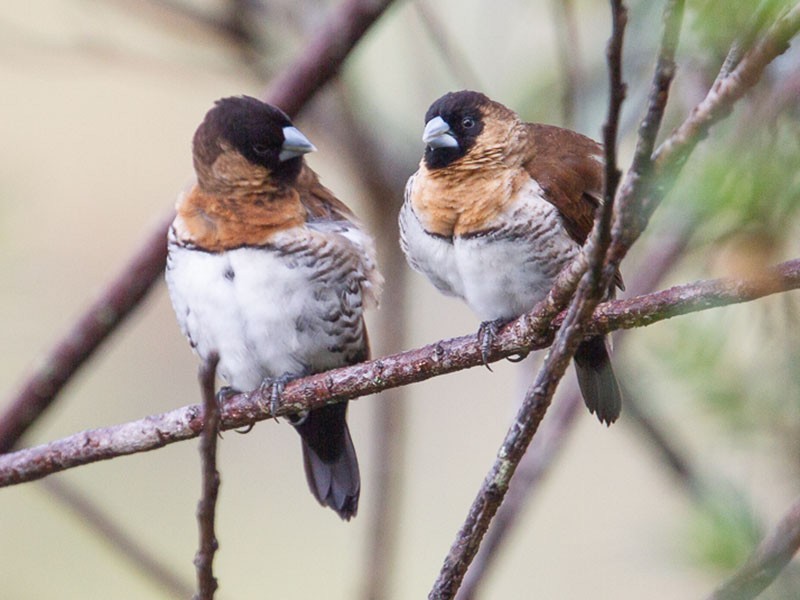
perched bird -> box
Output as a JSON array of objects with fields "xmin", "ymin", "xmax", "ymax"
[
  {"xmin": 399, "ymin": 90, "xmax": 622, "ymax": 425},
  {"xmin": 166, "ymin": 96, "xmax": 382, "ymax": 519}
]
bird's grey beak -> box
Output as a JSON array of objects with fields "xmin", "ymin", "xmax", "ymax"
[
  {"xmin": 422, "ymin": 116, "xmax": 459, "ymax": 149},
  {"xmin": 279, "ymin": 126, "xmax": 317, "ymax": 161}
]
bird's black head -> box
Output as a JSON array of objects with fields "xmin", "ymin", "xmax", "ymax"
[
  {"xmin": 193, "ymin": 96, "xmax": 315, "ymax": 183},
  {"xmin": 422, "ymin": 90, "xmax": 490, "ymax": 170}
]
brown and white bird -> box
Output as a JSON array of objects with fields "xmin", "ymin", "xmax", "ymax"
[
  {"xmin": 399, "ymin": 90, "xmax": 622, "ymax": 424},
  {"xmin": 166, "ymin": 96, "xmax": 382, "ymax": 519}
]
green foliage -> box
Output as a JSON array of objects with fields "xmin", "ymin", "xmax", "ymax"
[{"xmin": 686, "ymin": 486, "xmax": 763, "ymax": 570}]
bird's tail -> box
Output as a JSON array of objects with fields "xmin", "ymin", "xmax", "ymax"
[
  {"xmin": 573, "ymin": 335, "xmax": 623, "ymax": 426},
  {"xmin": 293, "ymin": 402, "xmax": 360, "ymax": 520}
]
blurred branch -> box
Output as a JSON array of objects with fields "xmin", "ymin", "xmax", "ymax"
[
  {"xmin": 0, "ymin": 215, "xmax": 172, "ymax": 454},
  {"xmin": 641, "ymin": 2, "xmax": 800, "ymax": 226},
  {"xmin": 42, "ymin": 478, "xmax": 193, "ymax": 598},
  {"xmin": 194, "ymin": 354, "xmax": 220, "ymax": 600},
  {"xmin": 0, "ymin": 0, "xmax": 399, "ymax": 454},
  {"xmin": 266, "ymin": 0, "xmax": 397, "ymax": 117},
  {"xmin": 430, "ymin": 6, "xmax": 629, "ymax": 595},
  {"xmin": 707, "ymin": 494, "xmax": 800, "ymax": 600},
  {"xmin": 412, "ymin": 0, "xmax": 483, "ymax": 89},
  {"xmin": 1, "ymin": 259, "xmax": 799, "ymax": 488},
  {"xmin": 550, "ymin": 0, "xmax": 581, "ymax": 126}
]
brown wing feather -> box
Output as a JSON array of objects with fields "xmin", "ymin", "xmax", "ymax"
[
  {"xmin": 522, "ymin": 123, "xmax": 624, "ymax": 291},
  {"xmin": 522, "ymin": 123, "xmax": 603, "ymax": 246}
]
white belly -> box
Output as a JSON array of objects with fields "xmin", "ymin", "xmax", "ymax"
[
  {"xmin": 166, "ymin": 242, "xmax": 364, "ymax": 391},
  {"xmin": 400, "ymin": 179, "xmax": 579, "ymax": 322}
]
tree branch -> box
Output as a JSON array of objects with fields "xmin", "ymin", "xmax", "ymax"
[
  {"xmin": 265, "ymin": 0, "xmax": 397, "ymax": 117},
  {"xmin": 42, "ymin": 477, "xmax": 194, "ymax": 598},
  {"xmin": 0, "ymin": 0, "xmax": 399, "ymax": 453},
  {"xmin": 458, "ymin": 220, "xmax": 696, "ymax": 599},
  {"xmin": 610, "ymin": 0, "xmax": 685, "ymax": 258},
  {"xmin": 429, "ymin": 5, "xmax": 629, "ymax": 595},
  {"xmin": 1, "ymin": 259, "xmax": 797, "ymax": 487},
  {"xmin": 194, "ymin": 354, "xmax": 220, "ymax": 600},
  {"xmin": 707, "ymin": 493, "xmax": 800, "ymax": 600}
]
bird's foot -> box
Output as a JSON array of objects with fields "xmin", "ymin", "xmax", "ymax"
[
  {"xmin": 477, "ymin": 318, "xmax": 511, "ymax": 370},
  {"xmin": 215, "ymin": 387, "xmax": 254, "ymax": 434},
  {"xmin": 258, "ymin": 373, "xmax": 298, "ymax": 421}
]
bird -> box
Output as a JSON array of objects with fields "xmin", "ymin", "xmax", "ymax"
[
  {"xmin": 399, "ymin": 90, "xmax": 622, "ymax": 425},
  {"xmin": 166, "ymin": 96, "xmax": 382, "ymax": 519}
]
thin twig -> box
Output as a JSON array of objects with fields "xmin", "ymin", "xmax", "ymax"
[
  {"xmin": 0, "ymin": 0, "xmax": 400, "ymax": 453},
  {"xmin": 707, "ymin": 494, "xmax": 800, "ymax": 600},
  {"xmin": 654, "ymin": 3, "xmax": 800, "ymax": 172},
  {"xmin": 42, "ymin": 478, "xmax": 194, "ymax": 598},
  {"xmin": 1, "ymin": 259, "xmax": 799, "ymax": 488},
  {"xmin": 194, "ymin": 353, "xmax": 220, "ymax": 600},
  {"xmin": 456, "ymin": 388, "xmax": 583, "ymax": 600},
  {"xmin": 610, "ymin": 0, "xmax": 685, "ymax": 258},
  {"xmin": 458, "ymin": 220, "xmax": 696, "ymax": 599}
]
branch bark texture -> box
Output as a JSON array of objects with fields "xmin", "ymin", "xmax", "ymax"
[
  {"xmin": 194, "ymin": 354, "xmax": 221, "ymax": 600},
  {"xmin": 1, "ymin": 259, "xmax": 798, "ymax": 488},
  {"xmin": 707, "ymin": 494, "xmax": 800, "ymax": 600}
]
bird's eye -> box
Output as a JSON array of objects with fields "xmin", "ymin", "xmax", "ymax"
[
  {"xmin": 461, "ymin": 116, "xmax": 476, "ymax": 129},
  {"xmin": 252, "ymin": 143, "xmax": 270, "ymax": 155}
]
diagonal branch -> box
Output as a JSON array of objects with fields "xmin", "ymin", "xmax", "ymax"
[
  {"xmin": 0, "ymin": 216, "xmax": 172, "ymax": 453},
  {"xmin": 706, "ymin": 493, "xmax": 800, "ymax": 600},
  {"xmin": 457, "ymin": 220, "xmax": 696, "ymax": 600},
  {"xmin": 0, "ymin": 0, "xmax": 399, "ymax": 453},
  {"xmin": 1, "ymin": 259, "xmax": 798, "ymax": 488}
]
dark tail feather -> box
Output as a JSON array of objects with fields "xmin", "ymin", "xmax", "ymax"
[
  {"xmin": 293, "ymin": 402, "xmax": 360, "ymax": 520},
  {"xmin": 573, "ymin": 336, "xmax": 622, "ymax": 426}
]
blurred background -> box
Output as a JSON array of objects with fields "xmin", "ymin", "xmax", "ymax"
[{"xmin": 1, "ymin": 0, "xmax": 800, "ymax": 598}]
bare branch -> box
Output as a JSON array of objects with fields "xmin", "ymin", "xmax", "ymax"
[
  {"xmin": 602, "ymin": 0, "xmax": 628, "ymax": 212},
  {"xmin": 266, "ymin": 0, "xmax": 397, "ymax": 117},
  {"xmin": 194, "ymin": 354, "xmax": 221, "ymax": 600},
  {"xmin": 1, "ymin": 259, "xmax": 798, "ymax": 489},
  {"xmin": 3, "ymin": 255, "xmax": 799, "ymax": 491},
  {"xmin": 613, "ymin": 0, "xmax": 800, "ymax": 255},
  {"xmin": 654, "ymin": 3, "xmax": 800, "ymax": 171},
  {"xmin": 610, "ymin": 0, "xmax": 685, "ymax": 257},
  {"xmin": 458, "ymin": 220, "xmax": 697, "ymax": 599},
  {"xmin": 429, "ymin": 6, "xmax": 630, "ymax": 595},
  {"xmin": 0, "ymin": 0, "xmax": 400, "ymax": 453},
  {"xmin": 456, "ymin": 389, "xmax": 583, "ymax": 600},
  {"xmin": 707, "ymin": 494, "xmax": 800, "ymax": 600}
]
